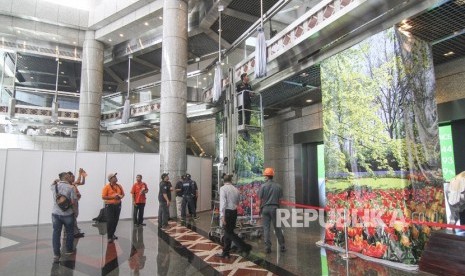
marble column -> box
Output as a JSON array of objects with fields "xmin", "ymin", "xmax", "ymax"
[
  {"xmin": 77, "ymin": 31, "xmax": 104, "ymax": 151},
  {"xmin": 159, "ymin": 0, "xmax": 188, "ymax": 217}
]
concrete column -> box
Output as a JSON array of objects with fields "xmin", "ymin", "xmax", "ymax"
[
  {"xmin": 77, "ymin": 31, "xmax": 104, "ymax": 151},
  {"xmin": 159, "ymin": 0, "xmax": 188, "ymax": 217}
]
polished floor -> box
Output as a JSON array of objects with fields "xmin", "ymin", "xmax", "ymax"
[{"xmin": 0, "ymin": 212, "xmax": 433, "ymax": 275}]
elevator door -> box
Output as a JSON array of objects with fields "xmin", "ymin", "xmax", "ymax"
[{"xmin": 303, "ymin": 143, "xmax": 320, "ymax": 207}]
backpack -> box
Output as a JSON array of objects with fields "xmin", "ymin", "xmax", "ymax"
[{"xmin": 54, "ymin": 183, "xmax": 71, "ymax": 211}]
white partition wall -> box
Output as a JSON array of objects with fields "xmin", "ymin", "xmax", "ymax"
[
  {"xmin": 0, "ymin": 149, "xmax": 212, "ymax": 227},
  {"xmin": 2, "ymin": 150, "xmax": 43, "ymax": 226},
  {"xmin": 200, "ymin": 158, "xmax": 213, "ymax": 211},
  {"xmin": 133, "ymin": 153, "xmax": 159, "ymax": 218},
  {"xmin": 0, "ymin": 149, "xmax": 7, "ymax": 226},
  {"xmin": 75, "ymin": 152, "xmax": 107, "ymax": 222}
]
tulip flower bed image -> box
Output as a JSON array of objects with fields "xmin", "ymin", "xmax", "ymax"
[
  {"xmin": 236, "ymin": 181, "xmax": 263, "ymax": 217},
  {"xmin": 324, "ymin": 178, "xmax": 445, "ymax": 264}
]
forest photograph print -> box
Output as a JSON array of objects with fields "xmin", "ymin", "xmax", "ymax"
[{"xmin": 321, "ymin": 27, "xmax": 445, "ymax": 264}]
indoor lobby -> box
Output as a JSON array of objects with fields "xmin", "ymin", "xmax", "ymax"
[{"xmin": 1, "ymin": 0, "xmax": 465, "ymax": 275}]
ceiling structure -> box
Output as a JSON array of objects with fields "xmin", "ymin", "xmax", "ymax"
[{"xmin": 0, "ymin": 0, "xmax": 464, "ymax": 128}]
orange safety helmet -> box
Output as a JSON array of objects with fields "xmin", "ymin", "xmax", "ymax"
[{"xmin": 263, "ymin": 167, "xmax": 275, "ymax": 177}]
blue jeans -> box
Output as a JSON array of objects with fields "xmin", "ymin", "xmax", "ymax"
[{"xmin": 52, "ymin": 213, "xmax": 74, "ymax": 256}]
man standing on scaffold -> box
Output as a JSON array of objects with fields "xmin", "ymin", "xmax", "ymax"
[{"xmin": 237, "ymin": 72, "xmax": 252, "ymax": 140}]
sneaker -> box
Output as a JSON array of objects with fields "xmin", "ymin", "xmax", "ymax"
[
  {"xmin": 140, "ymin": 223, "xmax": 146, "ymax": 226},
  {"xmin": 74, "ymin": 233, "xmax": 85, "ymax": 238},
  {"xmin": 193, "ymin": 216, "xmax": 200, "ymax": 220},
  {"xmin": 64, "ymin": 250, "xmax": 74, "ymax": 255},
  {"xmin": 53, "ymin": 256, "xmax": 60, "ymax": 263},
  {"xmin": 215, "ymin": 252, "xmax": 230, "ymax": 258}
]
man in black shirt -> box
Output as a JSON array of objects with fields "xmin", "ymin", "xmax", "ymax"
[
  {"xmin": 158, "ymin": 173, "xmax": 172, "ymax": 229},
  {"xmin": 181, "ymin": 173, "xmax": 199, "ymax": 221},
  {"xmin": 237, "ymin": 73, "xmax": 252, "ymax": 126}
]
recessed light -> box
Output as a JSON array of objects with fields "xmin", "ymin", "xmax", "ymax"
[
  {"xmin": 158, "ymin": 16, "xmax": 163, "ymax": 20},
  {"xmin": 63, "ymin": 80, "xmax": 67, "ymax": 84},
  {"xmin": 25, "ymin": 66, "xmax": 28, "ymax": 69},
  {"xmin": 108, "ymin": 38, "xmax": 112, "ymax": 42},
  {"xmin": 73, "ymin": 41, "xmax": 77, "ymax": 44},
  {"xmin": 198, "ymin": 82, "xmax": 202, "ymax": 85},
  {"xmin": 444, "ymin": 51, "xmax": 455, "ymax": 56},
  {"xmin": 144, "ymin": 22, "xmax": 149, "ymax": 26},
  {"xmin": 208, "ymin": 73, "xmax": 212, "ymax": 76},
  {"xmin": 17, "ymin": 30, "xmax": 21, "ymax": 34},
  {"xmin": 30, "ymin": 76, "xmax": 34, "ymax": 79},
  {"xmin": 300, "ymin": 72, "xmax": 309, "ymax": 77},
  {"xmin": 108, "ymin": 86, "xmax": 111, "ymax": 89},
  {"xmin": 52, "ymin": 37, "xmax": 56, "ymax": 40},
  {"xmin": 119, "ymin": 34, "xmax": 124, "ymax": 37},
  {"xmin": 203, "ymin": 77, "xmax": 207, "ymax": 80},
  {"xmin": 61, "ymin": 71, "xmax": 64, "ymax": 74},
  {"xmin": 221, "ymin": 62, "xmax": 225, "ymax": 65},
  {"xmin": 306, "ymin": 99, "xmax": 313, "ymax": 103}
]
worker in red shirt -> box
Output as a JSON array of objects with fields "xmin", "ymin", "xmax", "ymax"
[{"xmin": 131, "ymin": 174, "xmax": 149, "ymax": 227}]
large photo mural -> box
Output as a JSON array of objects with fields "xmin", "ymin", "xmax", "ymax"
[{"xmin": 321, "ymin": 27, "xmax": 445, "ymax": 264}]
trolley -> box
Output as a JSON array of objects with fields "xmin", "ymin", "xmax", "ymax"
[{"xmin": 208, "ymin": 195, "xmax": 262, "ymax": 243}]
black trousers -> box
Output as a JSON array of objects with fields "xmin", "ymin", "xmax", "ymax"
[
  {"xmin": 105, "ymin": 203, "xmax": 121, "ymax": 239},
  {"xmin": 158, "ymin": 201, "xmax": 169, "ymax": 227},
  {"xmin": 460, "ymin": 209, "xmax": 465, "ymax": 225},
  {"xmin": 181, "ymin": 195, "xmax": 196, "ymax": 218},
  {"xmin": 223, "ymin": 209, "xmax": 248, "ymax": 254},
  {"xmin": 133, "ymin": 203, "xmax": 145, "ymax": 225},
  {"xmin": 238, "ymin": 103, "xmax": 251, "ymax": 125}
]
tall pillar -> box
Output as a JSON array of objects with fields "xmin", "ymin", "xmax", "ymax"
[
  {"xmin": 159, "ymin": 0, "xmax": 188, "ymax": 216},
  {"xmin": 77, "ymin": 31, "xmax": 104, "ymax": 151}
]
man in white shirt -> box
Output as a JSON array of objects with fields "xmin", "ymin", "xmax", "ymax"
[{"xmin": 215, "ymin": 174, "xmax": 252, "ymax": 258}]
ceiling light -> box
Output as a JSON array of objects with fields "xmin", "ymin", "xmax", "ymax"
[
  {"xmin": 203, "ymin": 77, "xmax": 207, "ymax": 80},
  {"xmin": 17, "ymin": 30, "xmax": 21, "ymax": 34},
  {"xmin": 52, "ymin": 37, "xmax": 56, "ymax": 40},
  {"xmin": 144, "ymin": 22, "xmax": 149, "ymax": 26},
  {"xmin": 198, "ymin": 82, "xmax": 202, "ymax": 85},
  {"xmin": 61, "ymin": 71, "xmax": 64, "ymax": 74},
  {"xmin": 300, "ymin": 72, "xmax": 309, "ymax": 77},
  {"xmin": 208, "ymin": 73, "xmax": 212, "ymax": 76},
  {"xmin": 221, "ymin": 62, "xmax": 225, "ymax": 65},
  {"xmin": 63, "ymin": 80, "xmax": 67, "ymax": 84},
  {"xmin": 108, "ymin": 86, "xmax": 111, "ymax": 89},
  {"xmin": 158, "ymin": 16, "xmax": 163, "ymax": 20},
  {"xmin": 73, "ymin": 41, "xmax": 76, "ymax": 44},
  {"xmin": 306, "ymin": 99, "xmax": 313, "ymax": 103},
  {"xmin": 25, "ymin": 66, "xmax": 28, "ymax": 69},
  {"xmin": 444, "ymin": 51, "xmax": 455, "ymax": 56},
  {"xmin": 108, "ymin": 38, "xmax": 112, "ymax": 42},
  {"xmin": 119, "ymin": 34, "xmax": 124, "ymax": 37},
  {"xmin": 30, "ymin": 76, "xmax": 34, "ymax": 79}
]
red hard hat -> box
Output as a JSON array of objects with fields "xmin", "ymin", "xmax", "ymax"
[{"xmin": 263, "ymin": 168, "xmax": 274, "ymax": 176}]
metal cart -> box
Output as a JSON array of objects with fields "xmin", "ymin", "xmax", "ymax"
[{"xmin": 208, "ymin": 196, "xmax": 262, "ymax": 243}]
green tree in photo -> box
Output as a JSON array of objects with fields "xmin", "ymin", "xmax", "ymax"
[{"xmin": 322, "ymin": 45, "xmax": 391, "ymax": 175}]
